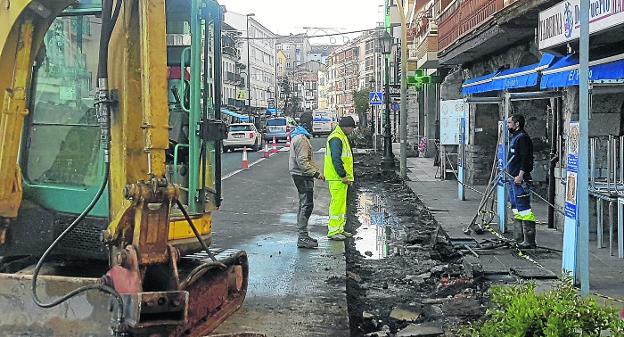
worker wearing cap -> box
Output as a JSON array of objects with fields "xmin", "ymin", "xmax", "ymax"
[
  {"xmin": 324, "ymin": 116, "xmax": 356, "ymax": 241},
  {"xmin": 289, "ymin": 114, "xmax": 324, "ymax": 249}
]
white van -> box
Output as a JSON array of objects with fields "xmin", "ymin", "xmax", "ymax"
[{"xmin": 312, "ymin": 111, "xmax": 336, "ymax": 137}]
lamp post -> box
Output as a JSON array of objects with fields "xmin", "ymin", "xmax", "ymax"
[
  {"xmin": 369, "ymin": 78, "xmax": 375, "ymax": 131},
  {"xmin": 246, "ymin": 13, "xmax": 255, "ymax": 114},
  {"xmin": 380, "ymin": 31, "xmax": 395, "ymax": 171}
]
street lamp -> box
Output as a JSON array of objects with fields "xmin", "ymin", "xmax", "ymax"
[
  {"xmin": 379, "ymin": 31, "xmax": 395, "ymax": 171},
  {"xmin": 368, "ymin": 78, "xmax": 375, "ymax": 130},
  {"xmin": 246, "ymin": 13, "xmax": 255, "ymax": 114}
]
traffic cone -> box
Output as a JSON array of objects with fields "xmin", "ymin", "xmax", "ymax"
[
  {"xmin": 263, "ymin": 141, "xmax": 270, "ymax": 158},
  {"xmin": 240, "ymin": 147, "xmax": 249, "ymax": 169},
  {"xmin": 271, "ymin": 136, "xmax": 278, "ymax": 154},
  {"xmin": 286, "ymin": 133, "xmax": 291, "ymax": 147}
]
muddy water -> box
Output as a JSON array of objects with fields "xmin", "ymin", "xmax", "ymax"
[{"xmin": 354, "ymin": 189, "xmax": 402, "ymax": 260}]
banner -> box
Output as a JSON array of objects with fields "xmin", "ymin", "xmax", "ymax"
[{"xmin": 562, "ymin": 122, "xmax": 580, "ymax": 276}]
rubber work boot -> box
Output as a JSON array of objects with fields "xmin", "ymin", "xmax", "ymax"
[
  {"xmin": 297, "ymin": 236, "xmax": 319, "ymax": 249},
  {"xmin": 519, "ymin": 221, "xmax": 537, "ymax": 249},
  {"xmin": 513, "ymin": 219, "xmax": 524, "ymax": 243}
]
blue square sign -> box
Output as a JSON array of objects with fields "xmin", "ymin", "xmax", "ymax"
[{"xmin": 369, "ymin": 92, "xmax": 383, "ymax": 106}]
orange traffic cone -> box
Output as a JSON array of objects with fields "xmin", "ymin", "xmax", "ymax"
[
  {"xmin": 271, "ymin": 136, "xmax": 278, "ymax": 154},
  {"xmin": 263, "ymin": 141, "xmax": 270, "ymax": 158},
  {"xmin": 241, "ymin": 147, "xmax": 249, "ymax": 169},
  {"xmin": 286, "ymin": 133, "xmax": 291, "ymax": 147}
]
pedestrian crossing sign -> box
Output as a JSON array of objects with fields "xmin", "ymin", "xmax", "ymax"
[
  {"xmin": 369, "ymin": 91, "xmax": 383, "ymax": 106},
  {"xmin": 236, "ymin": 89, "xmax": 247, "ymax": 101}
]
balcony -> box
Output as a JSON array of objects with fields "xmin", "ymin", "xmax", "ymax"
[
  {"xmin": 437, "ymin": 0, "xmax": 504, "ymax": 52},
  {"xmin": 224, "ymin": 71, "xmax": 243, "ymax": 84},
  {"xmin": 408, "ymin": 12, "xmax": 439, "ymax": 69}
]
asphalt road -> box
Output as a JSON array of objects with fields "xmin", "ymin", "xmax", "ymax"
[{"xmin": 210, "ymin": 137, "xmax": 350, "ymax": 337}]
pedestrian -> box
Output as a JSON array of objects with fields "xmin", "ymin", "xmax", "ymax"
[
  {"xmin": 507, "ymin": 114, "xmax": 536, "ymax": 248},
  {"xmin": 324, "ymin": 116, "xmax": 356, "ymax": 241},
  {"xmin": 289, "ymin": 117, "xmax": 324, "ymax": 249}
]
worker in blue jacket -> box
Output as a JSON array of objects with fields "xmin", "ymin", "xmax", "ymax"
[{"xmin": 507, "ymin": 114, "xmax": 536, "ymax": 248}]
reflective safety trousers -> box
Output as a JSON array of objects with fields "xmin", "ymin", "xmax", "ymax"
[
  {"xmin": 328, "ymin": 181, "xmax": 348, "ymax": 237},
  {"xmin": 508, "ymin": 181, "xmax": 535, "ymax": 222}
]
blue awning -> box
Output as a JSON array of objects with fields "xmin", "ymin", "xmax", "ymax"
[
  {"xmin": 221, "ymin": 108, "xmax": 249, "ymax": 122},
  {"xmin": 491, "ymin": 53, "xmax": 555, "ymax": 91},
  {"xmin": 461, "ymin": 71, "xmax": 500, "ymax": 96},
  {"xmin": 541, "ymin": 53, "xmax": 624, "ymax": 89}
]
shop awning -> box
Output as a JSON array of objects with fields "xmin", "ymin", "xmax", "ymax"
[
  {"xmin": 540, "ymin": 53, "xmax": 624, "ymax": 89},
  {"xmin": 461, "ymin": 71, "xmax": 500, "ymax": 96},
  {"xmin": 491, "ymin": 53, "xmax": 555, "ymax": 91},
  {"xmin": 221, "ymin": 108, "xmax": 249, "ymax": 122}
]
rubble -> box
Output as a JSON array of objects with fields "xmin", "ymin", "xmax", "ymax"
[{"xmin": 345, "ymin": 154, "xmax": 487, "ymax": 336}]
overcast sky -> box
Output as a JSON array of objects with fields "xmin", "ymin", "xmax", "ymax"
[{"xmin": 219, "ymin": 0, "xmax": 385, "ymax": 44}]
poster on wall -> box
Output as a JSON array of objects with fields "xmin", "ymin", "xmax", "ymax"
[
  {"xmin": 562, "ymin": 122, "xmax": 580, "ymax": 276},
  {"xmin": 440, "ymin": 99, "xmax": 469, "ymax": 145}
]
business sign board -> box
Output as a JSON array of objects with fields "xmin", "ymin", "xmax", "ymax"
[{"xmin": 538, "ymin": 0, "xmax": 624, "ymax": 49}]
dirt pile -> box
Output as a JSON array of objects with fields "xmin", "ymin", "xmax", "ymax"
[{"xmin": 345, "ymin": 154, "xmax": 487, "ymax": 337}]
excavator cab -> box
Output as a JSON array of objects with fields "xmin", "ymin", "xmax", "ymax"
[{"xmin": 0, "ymin": 1, "xmax": 247, "ymax": 336}]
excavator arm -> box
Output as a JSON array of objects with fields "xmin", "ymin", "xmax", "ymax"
[{"xmin": 0, "ymin": 1, "xmax": 247, "ymax": 336}]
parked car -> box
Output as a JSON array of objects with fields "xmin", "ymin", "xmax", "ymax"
[
  {"xmin": 223, "ymin": 123, "xmax": 262, "ymax": 152},
  {"xmin": 312, "ymin": 111, "xmax": 336, "ymax": 137},
  {"xmin": 263, "ymin": 117, "xmax": 296, "ymax": 142}
]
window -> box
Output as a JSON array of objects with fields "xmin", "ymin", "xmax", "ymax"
[
  {"xmin": 229, "ymin": 124, "xmax": 252, "ymax": 132},
  {"xmin": 25, "ymin": 15, "xmax": 102, "ymax": 187}
]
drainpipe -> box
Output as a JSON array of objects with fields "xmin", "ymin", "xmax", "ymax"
[{"xmin": 547, "ymin": 97, "xmax": 560, "ymax": 229}]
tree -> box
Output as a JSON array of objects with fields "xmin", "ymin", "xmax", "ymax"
[
  {"xmin": 279, "ymin": 77, "xmax": 291, "ymax": 115},
  {"xmin": 353, "ymin": 89, "xmax": 370, "ymax": 128}
]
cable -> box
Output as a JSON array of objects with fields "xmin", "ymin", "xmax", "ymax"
[{"xmin": 221, "ymin": 27, "xmax": 382, "ymax": 41}]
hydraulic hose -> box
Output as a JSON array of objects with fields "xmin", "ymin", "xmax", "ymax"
[
  {"xmin": 175, "ymin": 199, "xmax": 224, "ymax": 266},
  {"xmin": 32, "ymin": 0, "xmax": 126, "ymax": 332}
]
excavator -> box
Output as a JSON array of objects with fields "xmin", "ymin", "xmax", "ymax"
[{"xmin": 0, "ymin": 0, "xmax": 248, "ymax": 336}]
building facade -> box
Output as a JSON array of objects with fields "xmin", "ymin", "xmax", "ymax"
[
  {"xmin": 326, "ymin": 43, "xmax": 360, "ymax": 117},
  {"xmin": 225, "ymin": 11, "xmax": 277, "ymax": 113},
  {"xmin": 222, "ymin": 22, "xmax": 245, "ymax": 110},
  {"xmin": 276, "ymin": 35, "xmax": 312, "ymax": 72}
]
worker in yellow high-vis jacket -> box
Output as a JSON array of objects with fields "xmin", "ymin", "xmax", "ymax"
[{"xmin": 324, "ymin": 116, "xmax": 356, "ymax": 241}]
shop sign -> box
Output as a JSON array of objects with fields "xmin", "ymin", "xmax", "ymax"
[{"xmin": 538, "ymin": 0, "xmax": 624, "ymax": 49}]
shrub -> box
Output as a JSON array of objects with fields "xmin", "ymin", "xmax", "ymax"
[{"xmin": 459, "ymin": 280, "xmax": 624, "ymax": 337}]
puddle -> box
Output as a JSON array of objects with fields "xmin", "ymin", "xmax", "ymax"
[{"xmin": 354, "ymin": 190, "xmax": 401, "ymax": 260}]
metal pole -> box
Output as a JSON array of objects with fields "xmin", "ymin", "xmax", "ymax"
[
  {"xmin": 382, "ymin": 54, "xmax": 395, "ymax": 171},
  {"xmin": 396, "ymin": 0, "xmax": 408, "ymax": 178},
  {"xmin": 246, "ymin": 15, "xmax": 252, "ymax": 112},
  {"xmin": 578, "ymin": 0, "xmax": 590, "ymax": 296}
]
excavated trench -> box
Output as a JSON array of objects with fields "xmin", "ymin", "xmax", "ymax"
[{"xmin": 344, "ymin": 154, "xmax": 488, "ymax": 337}]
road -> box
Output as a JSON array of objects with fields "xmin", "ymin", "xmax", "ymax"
[{"xmin": 210, "ymin": 137, "xmax": 350, "ymax": 337}]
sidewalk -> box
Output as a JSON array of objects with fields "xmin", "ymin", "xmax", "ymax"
[{"xmin": 400, "ymin": 155, "xmax": 624, "ymax": 302}]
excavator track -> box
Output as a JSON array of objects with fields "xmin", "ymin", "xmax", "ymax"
[{"xmin": 172, "ymin": 249, "xmax": 249, "ymax": 337}]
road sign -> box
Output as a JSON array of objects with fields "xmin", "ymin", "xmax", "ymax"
[
  {"xmin": 369, "ymin": 92, "xmax": 383, "ymax": 106},
  {"xmin": 236, "ymin": 89, "xmax": 247, "ymax": 100},
  {"xmin": 392, "ymin": 102, "xmax": 400, "ymax": 111}
]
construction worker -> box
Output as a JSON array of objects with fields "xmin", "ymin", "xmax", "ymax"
[
  {"xmin": 324, "ymin": 116, "xmax": 356, "ymax": 241},
  {"xmin": 507, "ymin": 114, "xmax": 536, "ymax": 248},
  {"xmin": 289, "ymin": 115, "xmax": 324, "ymax": 249}
]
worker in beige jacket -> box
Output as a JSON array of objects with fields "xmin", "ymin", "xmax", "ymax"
[{"xmin": 289, "ymin": 114, "xmax": 324, "ymax": 248}]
